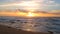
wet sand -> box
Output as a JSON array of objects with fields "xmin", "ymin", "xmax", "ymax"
[{"xmin": 0, "ymin": 25, "xmax": 50, "ymax": 34}]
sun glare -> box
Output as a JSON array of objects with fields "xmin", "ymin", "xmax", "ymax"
[
  {"xmin": 16, "ymin": 1, "xmax": 42, "ymax": 17},
  {"xmin": 27, "ymin": 12, "xmax": 34, "ymax": 17}
]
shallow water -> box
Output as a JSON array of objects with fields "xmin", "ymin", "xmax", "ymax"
[{"xmin": 0, "ymin": 16, "xmax": 60, "ymax": 34}]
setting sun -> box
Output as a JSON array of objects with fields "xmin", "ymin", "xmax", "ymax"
[{"xmin": 27, "ymin": 12, "xmax": 34, "ymax": 17}]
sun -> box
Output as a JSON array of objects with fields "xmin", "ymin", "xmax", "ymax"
[{"xmin": 27, "ymin": 12, "xmax": 34, "ymax": 17}]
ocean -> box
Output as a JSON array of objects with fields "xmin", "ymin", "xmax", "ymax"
[{"xmin": 0, "ymin": 16, "xmax": 60, "ymax": 34}]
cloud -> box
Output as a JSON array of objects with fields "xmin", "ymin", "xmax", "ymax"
[
  {"xmin": 45, "ymin": 0, "xmax": 60, "ymax": 6},
  {"xmin": 0, "ymin": 0, "xmax": 60, "ymax": 11},
  {"xmin": 46, "ymin": 0, "xmax": 55, "ymax": 4},
  {"xmin": 49, "ymin": 10, "xmax": 60, "ymax": 14}
]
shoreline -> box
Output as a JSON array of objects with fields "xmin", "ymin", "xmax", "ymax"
[{"xmin": 0, "ymin": 25, "xmax": 50, "ymax": 34}]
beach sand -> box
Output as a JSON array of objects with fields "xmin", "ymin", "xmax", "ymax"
[{"xmin": 0, "ymin": 25, "xmax": 50, "ymax": 34}]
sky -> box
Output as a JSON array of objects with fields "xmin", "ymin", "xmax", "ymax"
[{"xmin": 0, "ymin": 0, "xmax": 60, "ymax": 11}]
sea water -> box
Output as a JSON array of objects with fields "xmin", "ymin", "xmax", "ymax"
[{"xmin": 0, "ymin": 16, "xmax": 60, "ymax": 34}]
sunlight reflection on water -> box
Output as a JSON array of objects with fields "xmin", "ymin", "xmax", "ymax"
[{"xmin": 20, "ymin": 18, "xmax": 48, "ymax": 32}]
